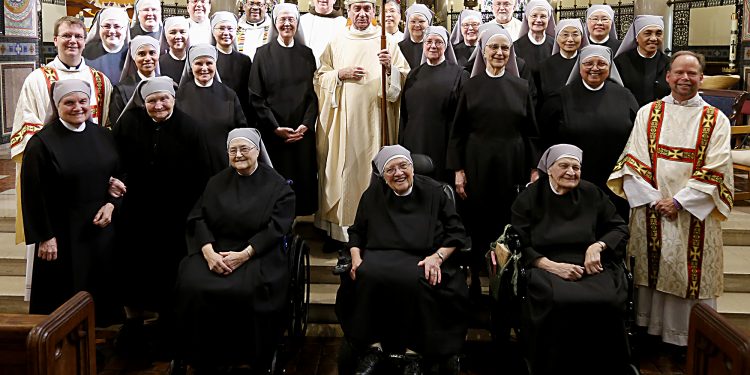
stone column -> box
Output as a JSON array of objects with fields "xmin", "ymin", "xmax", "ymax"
[{"xmin": 634, "ymin": 0, "xmax": 672, "ymax": 50}]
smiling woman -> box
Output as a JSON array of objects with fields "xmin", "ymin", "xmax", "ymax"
[
  {"xmin": 109, "ymin": 35, "xmax": 160, "ymax": 123},
  {"xmin": 83, "ymin": 7, "xmax": 130, "ymax": 85}
]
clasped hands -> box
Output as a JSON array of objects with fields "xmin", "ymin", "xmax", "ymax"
[
  {"xmin": 534, "ymin": 242, "xmax": 606, "ymax": 281},
  {"xmin": 202, "ymin": 243, "xmax": 253, "ymax": 275},
  {"xmin": 349, "ymin": 247, "xmax": 445, "ymax": 286},
  {"xmin": 653, "ymin": 198, "xmax": 679, "ymax": 221},
  {"xmin": 275, "ymin": 125, "xmax": 308, "ymax": 143},
  {"xmin": 337, "ymin": 49, "xmax": 392, "ymax": 81}
]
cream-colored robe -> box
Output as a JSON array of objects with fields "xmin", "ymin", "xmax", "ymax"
[
  {"xmin": 608, "ymin": 99, "xmax": 733, "ymax": 300},
  {"xmin": 314, "ymin": 26, "xmax": 409, "ymax": 241}
]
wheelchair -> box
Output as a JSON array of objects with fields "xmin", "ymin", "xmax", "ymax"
[
  {"xmin": 335, "ymin": 153, "xmax": 469, "ymax": 375},
  {"xmin": 492, "ymin": 229, "xmax": 641, "ymax": 375}
]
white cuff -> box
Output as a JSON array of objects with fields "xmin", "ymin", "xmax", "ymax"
[
  {"xmin": 674, "ymin": 188, "xmax": 715, "ymax": 221},
  {"xmin": 623, "ymin": 175, "xmax": 661, "ymax": 208}
]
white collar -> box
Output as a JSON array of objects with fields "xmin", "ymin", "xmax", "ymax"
[
  {"xmin": 194, "ymin": 78, "xmax": 214, "ymax": 87},
  {"xmin": 350, "ymin": 25, "xmax": 375, "ymax": 35},
  {"xmin": 102, "ymin": 42, "xmax": 124, "ymax": 53},
  {"xmin": 137, "ymin": 71, "xmax": 155, "ymax": 80},
  {"xmin": 240, "ymin": 16, "xmax": 270, "ymax": 28},
  {"xmin": 464, "ymin": 40, "xmax": 477, "ymax": 47},
  {"xmin": 637, "ymin": 47, "xmax": 657, "ymax": 59},
  {"xmin": 393, "ymin": 186, "xmax": 413, "ymax": 196},
  {"xmin": 662, "ymin": 93, "xmax": 706, "ymax": 107},
  {"xmin": 217, "ymin": 46, "xmax": 233, "ymax": 54},
  {"xmin": 589, "ymin": 34, "xmax": 609, "ymax": 44},
  {"xmin": 60, "ymin": 119, "xmax": 86, "ymax": 132},
  {"xmin": 50, "ymin": 56, "xmax": 86, "ymax": 72},
  {"xmin": 560, "ymin": 50, "xmax": 577, "ymax": 59},
  {"xmin": 152, "ymin": 110, "xmax": 174, "ymax": 122},
  {"xmin": 582, "ymin": 80, "xmax": 605, "ymax": 91},
  {"xmin": 169, "ymin": 50, "xmax": 186, "ymax": 60},
  {"xmin": 410, "ymin": 35, "xmax": 423, "ymax": 44},
  {"xmin": 527, "ymin": 31, "xmax": 546, "ymax": 45},
  {"xmin": 190, "ymin": 19, "xmax": 210, "ymax": 28},
  {"xmin": 426, "ymin": 56, "xmax": 445, "ymax": 66},
  {"xmin": 549, "ymin": 179, "xmax": 562, "ymax": 195},
  {"xmin": 277, "ymin": 36, "xmax": 294, "ymax": 48},
  {"xmin": 486, "ymin": 68, "xmax": 505, "ymax": 78}
]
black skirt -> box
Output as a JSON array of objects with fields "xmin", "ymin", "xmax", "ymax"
[{"xmin": 335, "ymin": 249, "xmax": 469, "ymax": 356}]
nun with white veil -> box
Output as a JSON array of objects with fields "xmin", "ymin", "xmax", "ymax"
[
  {"xmin": 174, "ymin": 128, "xmax": 295, "ymax": 373},
  {"xmin": 82, "ymin": 7, "xmax": 130, "ymax": 85}
]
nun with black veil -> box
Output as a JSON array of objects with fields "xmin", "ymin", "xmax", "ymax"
[
  {"xmin": 513, "ymin": 0, "xmax": 556, "ymax": 76},
  {"xmin": 511, "ymin": 144, "xmax": 630, "ymax": 375},
  {"xmin": 82, "ymin": 7, "xmax": 130, "ymax": 85},
  {"xmin": 174, "ymin": 128, "xmax": 295, "ymax": 373},
  {"xmin": 336, "ymin": 145, "xmax": 469, "ymax": 375},
  {"xmin": 159, "ymin": 16, "xmax": 190, "ymax": 84},
  {"xmin": 449, "ymin": 10, "xmax": 481, "ymax": 69},
  {"xmin": 538, "ymin": 45, "xmax": 637, "ymax": 219},
  {"xmin": 177, "ymin": 44, "xmax": 248, "ymax": 174},
  {"xmin": 109, "ymin": 35, "xmax": 161, "ymax": 124},
  {"xmin": 398, "ymin": 4, "xmax": 433, "ymax": 69}
]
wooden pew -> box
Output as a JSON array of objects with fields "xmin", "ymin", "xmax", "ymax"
[
  {"xmin": 687, "ymin": 302, "xmax": 750, "ymax": 375},
  {"xmin": 0, "ymin": 291, "xmax": 96, "ymax": 375}
]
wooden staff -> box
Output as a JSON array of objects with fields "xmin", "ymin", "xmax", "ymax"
[{"xmin": 380, "ymin": 0, "xmax": 390, "ymax": 147}]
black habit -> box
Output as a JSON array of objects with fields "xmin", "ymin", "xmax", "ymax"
[
  {"xmin": 536, "ymin": 53, "xmax": 577, "ymax": 108},
  {"xmin": 83, "ymin": 43, "xmax": 128, "ymax": 85},
  {"xmin": 176, "ymin": 80, "xmax": 248, "ymax": 174},
  {"xmin": 614, "ymin": 48, "xmax": 670, "ymax": 107},
  {"xmin": 511, "ymin": 177, "xmax": 629, "ymax": 375},
  {"xmin": 112, "ymin": 107, "xmax": 209, "ymax": 312},
  {"xmin": 217, "ymin": 49, "xmax": 256, "ymax": 125},
  {"xmin": 130, "ymin": 25, "xmax": 162, "ymax": 43},
  {"xmin": 399, "ymin": 38, "xmax": 424, "ymax": 69},
  {"xmin": 447, "ymin": 72, "xmax": 538, "ymax": 257},
  {"xmin": 159, "ymin": 52, "xmax": 186, "ymax": 84},
  {"xmin": 175, "ymin": 164, "xmax": 295, "ymax": 368},
  {"xmin": 109, "ymin": 74, "xmax": 142, "ymax": 124},
  {"xmin": 539, "ymin": 80, "xmax": 638, "ymax": 219},
  {"xmin": 513, "ymin": 34, "xmax": 554, "ymax": 77},
  {"xmin": 249, "ymin": 41, "xmax": 318, "ymax": 216},
  {"xmin": 453, "ymin": 42, "xmax": 476, "ymax": 69},
  {"xmin": 590, "ymin": 37, "xmax": 622, "ymax": 54},
  {"xmin": 336, "ymin": 175, "xmax": 469, "ymax": 356},
  {"xmin": 399, "ymin": 61, "xmax": 468, "ymax": 183},
  {"xmin": 21, "ymin": 120, "xmax": 121, "ymax": 323}
]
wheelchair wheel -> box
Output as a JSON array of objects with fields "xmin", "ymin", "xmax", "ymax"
[{"xmin": 288, "ymin": 235, "xmax": 310, "ymax": 342}]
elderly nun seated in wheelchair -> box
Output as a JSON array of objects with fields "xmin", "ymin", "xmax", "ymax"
[
  {"xmin": 174, "ymin": 128, "xmax": 296, "ymax": 373},
  {"xmin": 510, "ymin": 144, "xmax": 631, "ymax": 375},
  {"xmin": 336, "ymin": 145, "xmax": 469, "ymax": 375}
]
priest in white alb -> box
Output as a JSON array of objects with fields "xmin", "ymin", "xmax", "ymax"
[
  {"xmin": 315, "ymin": 0, "xmax": 410, "ymax": 247},
  {"xmin": 237, "ymin": 0, "xmax": 273, "ymax": 59},
  {"xmin": 299, "ymin": 0, "xmax": 347, "ymax": 67},
  {"xmin": 608, "ymin": 51, "xmax": 733, "ymax": 347}
]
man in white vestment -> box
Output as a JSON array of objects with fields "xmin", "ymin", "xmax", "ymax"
[
  {"xmin": 314, "ymin": 0, "xmax": 410, "ymax": 246},
  {"xmin": 608, "ymin": 51, "xmax": 733, "ymax": 346},
  {"xmin": 384, "ymin": 0, "xmax": 403, "ymax": 41},
  {"xmin": 492, "ymin": 0, "xmax": 522, "ymax": 41},
  {"xmin": 11, "ymin": 16, "xmax": 113, "ymax": 297},
  {"xmin": 237, "ymin": 0, "xmax": 272, "ymax": 59},
  {"xmin": 188, "ymin": 0, "xmax": 213, "ymax": 45},
  {"xmin": 299, "ymin": 0, "xmax": 347, "ymax": 67}
]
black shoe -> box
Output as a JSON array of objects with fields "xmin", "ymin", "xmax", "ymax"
[
  {"xmin": 402, "ymin": 353, "xmax": 423, "ymax": 375},
  {"xmin": 355, "ymin": 347, "xmax": 383, "ymax": 375},
  {"xmin": 333, "ymin": 252, "xmax": 352, "ymax": 275}
]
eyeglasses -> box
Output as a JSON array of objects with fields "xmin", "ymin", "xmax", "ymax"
[
  {"xmin": 246, "ymin": 1, "xmax": 266, "ymax": 8},
  {"xmin": 558, "ymin": 32, "xmax": 581, "ymax": 39},
  {"xmin": 57, "ymin": 33, "xmax": 85, "ymax": 41},
  {"xmin": 384, "ymin": 162, "xmax": 412, "ymax": 176},
  {"xmin": 588, "ymin": 17, "xmax": 611, "ymax": 24},
  {"xmin": 485, "ymin": 43, "xmax": 508, "ymax": 52},
  {"xmin": 409, "ymin": 19, "xmax": 428, "ymax": 25},
  {"xmin": 276, "ymin": 16, "xmax": 296, "ymax": 24},
  {"xmin": 494, "ymin": 1, "xmax": 513, "ymax": 8},
  {"xmin": 101, "ymin": 24, "xmax": 124, "ymax": 31},
  {"xmin": 461, "ymin": 22, "xmax": 480, "ymax": 29},
  {"xmin": 425, "ymin": 40, "xmax": 445, "ymax": 47},
  {"xmin": 213, "ymin": 25, "xmax": 236, "ymax": 32},
  {"xmin": 228, "ymin": 146, "xmax": 257, "ymax": 156},
  {"xmin": 582, "ymin": 61, "xmax": 609, "ymax": 69}
]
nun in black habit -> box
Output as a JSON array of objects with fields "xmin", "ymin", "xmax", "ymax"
[
  {"xmin": 212, "ymin": 11, "xmax": 256, "ymax": 125},
  {"xmin": 177, "ymin": 44, "xmax": 248, "ymax": 175},
  {"xmin": 614, "ymin": 15, "xmax": 670, "ymax": 107},
  {"xmin": 22, "ymin": 79, "xmax": 122, "ymax": 324},
  {"xmin": 536, "ymin": 18, "xmax": 587, "ymax": 109},
  {"xmin": 129, "ymin": 0, "xmax": 163, "ymax": 42},
  {"xmin": 82, "ymin": 7, "xmax": 130, "ymax": 85},
  {"xmin": 249, "ymin": 3, "xmax": 318, "ymax": 216},
  {"xmin": 449, "ymin": 9, "xmax": 481, "ymax": 69},
  {"xmin": 112, "ymin": 77, "xmax": 209, "ymax": 336},
  {"xmin": 175, "ymin": 128, "xmax": 295, "ymax": 371},
  {"xmin": 159, "ymin": 16, "xmax": 190, "ymax": 84},
  {"xmin": 586, "ymin": 5, "xmax": 622, "ymax": 52},
  {"xmin": 110, "ymin": 35, "xmax": 161, "ymax": 123},
  {"xmin": 399, "ymin": 26, "xmax": 468, "ymax": 183},
  {"xmin": 511, "ymin": 144, "xmax": 630, "ymax": 375},
  {"xmin": 447, "ymin": 26, "xmax": 538, "ymax": 291},
  {"xmin": 336, "ymin": 145, "xmax": 468, "ymax": 375},
  {"xmin": 398, "ymin": 4, "xmax": 433, "ymax": 69},
  {"xmin": 539, "ymin": 45, "xmax": 637, "ymax": 219},
  {"xmin": 513, "ymin": 0, "xmax": 555, "ymax": 77}
]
